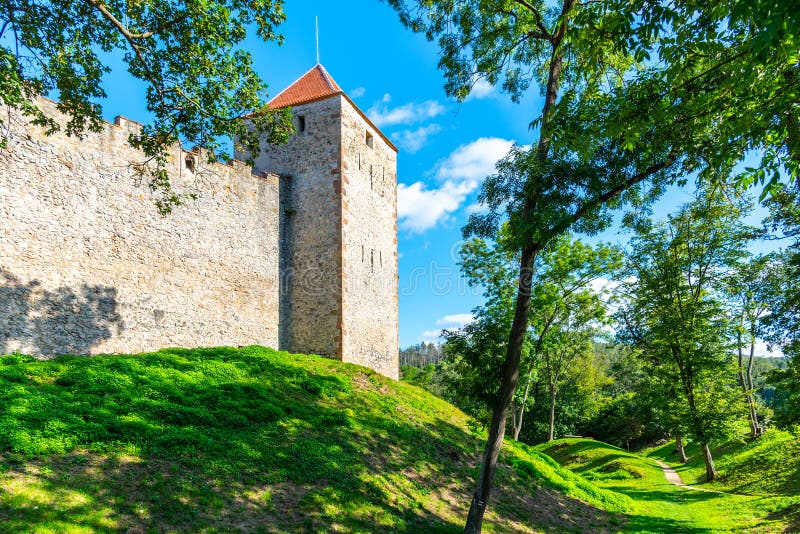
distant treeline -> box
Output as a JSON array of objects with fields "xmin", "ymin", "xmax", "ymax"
[{"xmin": 400, "ymin": 342, "xmax": 443, "ymax": 368}]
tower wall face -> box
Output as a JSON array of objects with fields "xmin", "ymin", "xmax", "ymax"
[
  {"xmin": 339, "ymin": 99, "xmax": 399, "ymax": 379},
  {"xmin": 248, "ymin": 97, "xmax": 344, "ymax": 359},
  {"xmin": 1, "ymin": 99, "xmax": 281, "ymax": 357}
]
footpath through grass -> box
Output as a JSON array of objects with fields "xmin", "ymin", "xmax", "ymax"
[
  {"xmin": 0, "ymin": 346, "xmax": 629, "ymax": 533},
  {"xmin": 536, "ymin": 438, "xmax": 799, "ymax": 533},
  {"xmin": 646, "ymin": 430, "xmax": 800, "ymax": 496}
]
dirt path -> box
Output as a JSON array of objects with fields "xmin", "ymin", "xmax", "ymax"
[{"xmin": 653, "ymin": 460, "xmax": 732, "ymax": 494}]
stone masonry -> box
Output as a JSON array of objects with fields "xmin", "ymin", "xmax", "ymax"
[
  {"xmin": 0, "ymin": 64, "xmax": 399, "ymax": 379},
  {"xmin": 245, "ymin": 65, "xmax": 400, "ymax": 378}
]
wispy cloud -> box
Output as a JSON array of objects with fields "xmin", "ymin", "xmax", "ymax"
[
  {"xmin": 437, "ymin": 313, "xmax": 474, "ymax": 328},
  {"xmin": 420, "ymin": 329, "xmax": 443, "ymax": 343},
  {"xmin": 420, "ymin": 313, "xmax": 474, "ymax": 342},
  {"xmin": 368, "ymin": 94, "xmax": 446, "ymax": 127},
  {"xmin": 391, "ymin": 124, "xmax": 442, "ymax": 153},
  {"xmin": 465, "ymin": 78, "xmax": 496, "ymax": 101},
  {"xmin": 397, "ymin": 137, "xmax": 515, "ymax": 233},
  {"xmin": 349, "ymin": 87, "xmax": 366, "ymax": 98}
]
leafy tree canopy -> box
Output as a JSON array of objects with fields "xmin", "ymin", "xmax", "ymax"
[{"xmin": 1, "ymin": 0, "xmax": 294, "ymax": 212}]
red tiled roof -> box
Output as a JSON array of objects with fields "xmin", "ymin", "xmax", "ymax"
[{"xmin": 268, "ymin": 64, "xmax": 343, "ymax": 109}]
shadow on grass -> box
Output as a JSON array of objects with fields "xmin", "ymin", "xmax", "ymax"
[
  {"xmin": 0, "ymin": 346, "xmax": 623, "ymax": 532},
  {"xmin": 621, "ymin": 513, "xmax": 715, "ymax": 533},
  {"xmin": 766, "ymin": 500, "xmax": 800, "ymax": 533}
]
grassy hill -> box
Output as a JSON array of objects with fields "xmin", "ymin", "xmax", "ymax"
[
  {"xmin": 646, "ymin": 430, "xmax": 800, "ymax": 496},
  {"xmin": 0, "ymin": 346, "xmax": 629, "ymax": 533},
  {"xmin": 536, "ymin": 438, "xmax": 799, "ymax": 533},
  {"xmin": 646, "ymin": 431, "xmax": 800, "ymax": 532}
]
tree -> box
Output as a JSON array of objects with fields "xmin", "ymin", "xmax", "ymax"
[
  {"xmin": 1, "ymin": 0, "xmax": 293, "ymax": 213},
  {"xmin": 445, "ymin": 233, "xmax": 620, "ymax": 442},
  {"xmin": 384, "ymin": 2, "xmax": 678, "ymax": 529},
  {"xmin": 617, "ymin": 190, "xmax": 754, "ymax": 481},
  {"xmin": 384, "ymin": 0, "xmax": 799, "ymax": 529},
  {"xmin": 539, "ymin": 321, "xmax": 599, "ymax": 441},
  {"xmin": 763, "ymin": 184, "xmax": 800, "ymax": 429},
  {"xmin": 724, "ymin": 255, "xmax": 775, "ymax": 436}
]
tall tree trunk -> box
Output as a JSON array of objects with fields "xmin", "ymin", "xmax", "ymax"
[
  {"xmin": 746, "ymin": 334, "xmax": 761, "ymax": 436},
  {"xmin": 463, "ymin": 246, "xmax": 539, "ymax": 534},
  {"xmin": 736, "ymin": 331, "xmax": 759, "ymax": 437},
  {"xmin": 676, "ymin": 434, "xmax": 688, "ymax": 463},
  {"xmin": 512, "ymin": 371, "xmax": 534, "ymax": 441},
  {"xmin": 511, "ymin": 400, "xmax": 521, "ymax": 441},
  {"xmin": 548, "ymin": 381, "xmax": 557, "ymax": 442},
  {"xmin": 463, "ymin": 7, "xmax": 572, "ymax": 528},
  {"xmin": 700, "ymin": 442, "xmax": 717, "ymax": 482}
]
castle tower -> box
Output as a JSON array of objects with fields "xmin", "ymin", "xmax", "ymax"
[{"xmin": 245, "ymin": 65, "xmax": 399, "ymax": 379}]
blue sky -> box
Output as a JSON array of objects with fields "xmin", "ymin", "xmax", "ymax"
[{"xmin": 93, "ymin": 0, "xmax": 782, "ymax": 351}]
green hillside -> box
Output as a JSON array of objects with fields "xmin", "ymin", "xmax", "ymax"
[
  {"xmin": 536, "ymin": 438, "xmax": 799, "ymax": 533},
  {"xmin": 647, "ymin": 430, "xmax": 800, "ymax": 496},
  {"xmin": 0, "ymin": 346, "xmax": 628, "ymax": 533}
]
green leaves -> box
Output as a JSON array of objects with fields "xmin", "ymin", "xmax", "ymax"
[
  {"xmin": 616, "ymin": 189, "xmax": 755, "ymax": 444},
  {"xmin": 0, "ymin": 0, "xmax": 292, "ymax": 213}
]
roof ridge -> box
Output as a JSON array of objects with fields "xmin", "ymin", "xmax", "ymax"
[
  {"xmin": 267, "ymin": 63, "xmax": 343, "ymax": 109},
  {"xmin": 316, "ymin": 64, "xmax": 339, "ymax": 92}
]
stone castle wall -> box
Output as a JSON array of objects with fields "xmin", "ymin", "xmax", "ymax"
[
  {"xmin": 245, "ymin": 96, "xmax": 344, "ymax": 359},
  {"xmin": 1, "ymin": 99, "xmax": 281, "ymax": 356},
  {"xmin": 339, "ymin": 99, "xmax": 399, "ymax": 379},
  {"xmin": 243, "ymin": 95, "xmax": 400, "ymax": 379}
]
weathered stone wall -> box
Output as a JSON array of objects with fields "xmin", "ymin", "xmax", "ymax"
[
  {"xmin": 339, "ymin": 98, "xmax": 399, "ymax": 379},
  {"xmin": 1, "ymin": 98, "xmax": 281, "ymax": 356},
  {"xmin": 245, "ymin": 97, "xmax": 344, "ymax": 359}
]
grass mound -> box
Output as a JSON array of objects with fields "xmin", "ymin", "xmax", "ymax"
[
  {"xmin": 534, "ymin": 440, "xmax": 652, "ymax": 484},
  {"xmin": 0, "ymin": 347, "xmax": 627, "ymax": 533},
  {"xmin": 537, "ymin": 438, "xmax": 799, "ymax": 533},
  {"xmin": 647, "ymin": 430, "xmax": 800, "ymax": 496}
]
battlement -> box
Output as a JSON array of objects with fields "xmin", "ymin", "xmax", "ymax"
[
  {"xmin": 1, "ymin": 100, "xmax": 282, "ymax": 358},
  {"xmin": 30, "ymin": 96, "xmax": 269, "ymax": 186}
]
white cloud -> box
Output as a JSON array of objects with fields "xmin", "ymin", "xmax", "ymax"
[
  {"xmin": 420, "ymin": 313, "xmax": 475, "ymax": 342},
  {"xmin": 753, "ymin": 339, "xmax": 783, "ymax": 358},
  {"xmin": 465, "ymin": 78, "xmax": 496, "ymax": 101},
  {"xmin": 349, "ymin": 87, "xmax": 366, "ymax": 98},
  {"xmin": 588, "ymin": 277, "xmax": 617, "ymax": 295},
  {"xmin": 397, "ymin": 180, "xmax": 474, "ymax": 232},
  {"xmin": 368, "ymin": 95, "xmax": 446, "ymax": 127},
  {"xmin": 391, "ymin": 124, "xmax": 442, "ymax": 153},
  {"xmin": 437, "ymin": 313, "xmax": 474, "ymax": 328},
  {"xmin": 397, "ymin": 137, "xmax": 515, "ymax": 233},
  {"xmin": 435, "ymin": 137, "xmax": 514, "ymax": 182},
  {"xmin": 420, "ymin": 329, "xmax": 443, "ymax": 343}
]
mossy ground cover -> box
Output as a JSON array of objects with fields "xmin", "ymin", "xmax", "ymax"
[
  {"xmin": 0, "ymin": 346, "xmax": 627, "ymax": 533},
  {"xmin": 536, "ymin": 438, "xmax": 799, "ymax": 533}
]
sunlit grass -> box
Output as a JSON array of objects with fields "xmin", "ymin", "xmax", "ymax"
[
  {"xmin": 1, "ymin": 346, "xmax": 627, "ymax": 532},
  {"xmin": 536, "ymin": 437, "xmax": 799, "ymax": 533}
]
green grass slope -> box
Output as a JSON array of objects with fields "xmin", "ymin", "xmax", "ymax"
[
  {"xmin": 647, "ymin": 430, "xmax": 800, "ymax": 496},
  {"xmin": 647, "ymin": 431, "xmax": 800, "ymax": 532},
  {"xmin": 536, "ymin": 438, "xmax": 798, "ymax": 533},
  {"xmin": 0, "ymin": 346, "xmax": 627, "ymax": 533}
]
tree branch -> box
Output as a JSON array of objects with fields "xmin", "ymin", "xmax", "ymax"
[
  {"xmin": 554, "ymin": 151, "xmax": 678, "ymax": 237},
  {"xmin": 84, "ymin": 0, "xmax": 188, "ymax": 40},
  {"xmin": 511, "ymin": 0, "xmax": 553, "ymax": 42}
]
